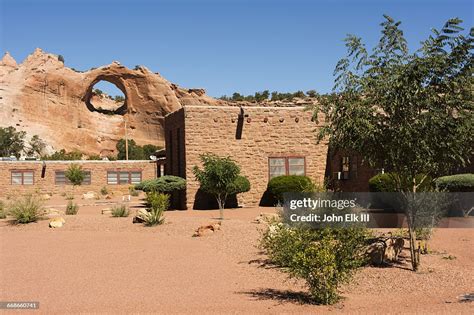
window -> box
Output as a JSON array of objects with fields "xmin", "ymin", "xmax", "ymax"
[
  {"xmin": 107, "ymin": 171, "xmax": 142, "ymax": 185},
  {"xmin": 11, "ymin": 170, "xmax": 34, "ymax": 185},
  {"xmin": 269, "ymin": 157, "xmax": 306, "ymax": 179},
  {"xmin": 341, "ymin": 156, "xmax": 350, "ymax": 180},
  {"xmin": 55, "ymin": 171, "xmax": 91, "ymax": 185}
]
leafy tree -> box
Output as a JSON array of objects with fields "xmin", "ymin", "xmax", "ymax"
[
  {"xmin": 58, "ymin": 55, "xmax": 65, "ymax": 63},
  {"xmin": 93, "ymin": 88, "xmax": 103, "ymax": 96},
  {"xmin": 0, "ymin": 126, "xmax": 26, "ymax": 158},
  {"xmin": 26, "ymin": 135, "xmax": 47, "ymax": 157},
  {"xmin": 116, "ymin": 139, "xmax": 161, "ymax": 160},
  {"xmin": 43, "ymin": 149, "xmax": 83, "ymax": 160},
  {"xmin": 65, "ymin": 164, "xmax": 85, "ymax": 187},
  {"xmin": 306, "ymin": 89, "xmax": 318, "ymax": 98},
  {"xmin": 114, "ymin": 95, "xmax": 125, "ymax": 103},
  {"xmin": 193, "ymin": 153, "xmax": 248, "ymax": 219},
  {"xmin": 143, "ymin": 144, "xmax": 160, "ymax": 159},
  {"xmin": 314, "ymin": 15, "xmax": 473, "ymax": 271}
]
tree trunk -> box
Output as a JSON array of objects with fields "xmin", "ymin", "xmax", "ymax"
[
  {"xmin": 216, "ymin": 195, "xmax": 224, "ymax": 220},
  {"xmin": 407, "ymin": 176, "xmax": 420, "ymax": 271}
]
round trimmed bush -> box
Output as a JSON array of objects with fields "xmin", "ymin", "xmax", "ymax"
[
  {"xmin": 231, "ymin": 175, "xmax": 251, "ymax": 194},
  {"xmin": 135, "ymin": 175, "xmax": 186, "ymax": 193},
  {"xmin": 435, "ymin": 173, "xmax": 474, "ymax": 192},
  {"xmin": 267, "ymin": 175, "xmax": 313, "ymax": 202}
]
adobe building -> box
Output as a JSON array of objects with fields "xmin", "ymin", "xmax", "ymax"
[
  {"xmin": 165, "ymin": 105, "xmax": 330, "ymax": 209},
  {"xmin": 0, "ymin": 160, "xmax": 157, "ymax": 197}
]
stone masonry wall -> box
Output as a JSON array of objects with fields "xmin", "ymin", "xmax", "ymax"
[
  {"xmin": 0, "ymin": 160, "xmax": 156, "ymax": 198},
  {"xmin": 166, "ymin": 105, "xmax": 329, "ymax": 209}
]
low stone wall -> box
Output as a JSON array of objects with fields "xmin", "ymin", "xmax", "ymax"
[{"xmin": 0, "ymin": 160, "xmax": 157, "ymax": 198}]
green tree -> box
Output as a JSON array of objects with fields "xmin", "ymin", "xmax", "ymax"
[
  {"xmin": 116, "ymin": 139, "xmax": 143, "ymax": 160},
  {"xmin": 65, "ymin": 164, "xmax": 85, "ymax": 187},
  {"xmin": 43, "ymin": 149, "xmax": 83, "ymax": 160},
  {"xmin": 314, "ymin": 15, "xmax": 473, "ymax": 271},
  {"xmin": 26, "ymin": 135, "xmax": 47, "ymax": 157},
  {"xmin": 0, "ymin": 126, "xmax": 26, "ymax": 158},
  {"xmin": 193, "ymin": 153, "xmax": 247, "ymax": 219},
  {"xmin": 142, "ymin": 144, "xmax": 160, "ymax": 159},
  {"xmin": 306, "ymin": 89, "xmax": 318, "ymax": 98}
]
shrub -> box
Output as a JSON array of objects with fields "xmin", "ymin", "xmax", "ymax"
[
  {"xmin": 129, "ymin": 186, "xmax": 139, "ymax": 197},
  {"xmin": 0, "ymin": 201, "xmax": 6, "ymax": 219},
  {"xmin": 135, "ymin": 176, "xmax": 186, "ymax": 193},
  {"xmin": 229, "ymin": 175, "xmax": 251, "ymax": 195},
  {"xmin": 267, "ymin": 175, "xmax": 313, "ymax": 202},
  {"xmin": 435, "ymin": 173, "xmax": 474, "ymax": 192},
  {"xmin": 138, "ymin": 192, "xmax": 169, "ymax": 226},
  {"xmin": 65, "ymin": 201, "xmax": 79, "ymax": 215},
  {"xmin": 111, "ymin": 205, "xmax": 130, "ymax": 217},
  {"xmin": 9, "ymin": 195, "xmax": 45, "ymax": 223},
  {"xmin": 100, "ymin": 186, "xmax": 109, "ymax": 196},
  {"xmin": 369, "ymin": 173, "xmax": 432, "ymax": 192},
  {"xmin": 65, "ymin": 164, "xmax": 85, "ymax": 186},
  {"xmin": 261, "ymin": 223, "xmax": 370, "ymax": 304}
]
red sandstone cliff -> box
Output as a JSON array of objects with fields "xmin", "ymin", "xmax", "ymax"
[{"xmin": 0, "ymin": 48, "xmax": 222, "ymax": 156}]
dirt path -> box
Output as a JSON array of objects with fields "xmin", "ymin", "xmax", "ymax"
[{"xmin": 1, "ymin": 204, "xmax": 473, "ymax": 314}]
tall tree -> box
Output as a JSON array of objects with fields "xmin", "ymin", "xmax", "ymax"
[
  {"xmin": 314, "ymin": 16, "xmax": 473, "ymax": 271},
  {"xmin": 0, "ymin": 126, "xmax": 26, "ymax": 158}
]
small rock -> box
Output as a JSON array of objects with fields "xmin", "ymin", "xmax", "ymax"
[
  {"xmin": 82, "ymin": 191, "xmax": 96, "ymax": 200},
  {"xmin": 49, "ymin": 217, "xmax": 65, "ymax": 228},
  {"xmin": 193, "ymin": 222, "xmax": 221, "ymax": 237},
  {"xmin": 253, "ymin": 212, "xmax": 279, "ymax": 224}
]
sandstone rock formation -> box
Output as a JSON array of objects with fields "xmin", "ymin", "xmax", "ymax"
[{"xmin": 0, "ymin": 49, "xmax": 223, "ymax": 156}]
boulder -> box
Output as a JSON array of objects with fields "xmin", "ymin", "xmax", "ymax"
[
  {"xmin": 82, "ymin": 191, "xmax": 96, "ymax": 200},
  {"xmin": 193, "ymin": 222, "xmax": 221, "ymax": 237},
  {"xmin": 366, "ymin": 237, "xmax": 405, "ymax": 265},
  {"xmin": 49, "ymin": 217, "xmax": 65, "ymax": 228}
]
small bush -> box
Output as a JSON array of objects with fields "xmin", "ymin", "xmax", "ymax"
[
  {"xmin": 369, "ymin": 173, "xmax": 432, "ymax": 192},
  {"xmin": 129, "ymin": 186, "xmax": 139, "ymax": 197},
  {"xmin": 230, "ymin": 175, "xmax": 251, "ymax": 194},
  {"xmin": 9, "ymin": 195, "xmax": 45, "ymax": 223},
  {"xmin": 138, "ymin": 192, "xmax": 169, "ymax": 226},
  {"xmin": 135, "ymin": 176, "xmax": 186, "ymax": 193},
  {"xmin": 0, "ymin": 201, "xmax": 6, "ymax": 219},
  {"xmin": 111, "ymin": 205, "xmax": 129, "ymax": 217},
  {"xmin": 261, "ymin": 223, "xmax": 370, "ymax": 304},
  {"xmin": 100, "ymin": 186, "xmax": 109, "ymax": 196},
  {"xmin": 65, "ymin": 201, "xmax": 79, "ymax": 215},
  {"xmin": 267, "ymin": 175, "xmax": 313, "ymax": 202},
  {"xmin": 435, "ymin": 173, "xmax": 474, "ymax": 192}
]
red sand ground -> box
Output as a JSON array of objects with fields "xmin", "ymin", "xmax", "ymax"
[{"xmin": 0, "ymin": 195, "xmax": 473, "ymax": 314}]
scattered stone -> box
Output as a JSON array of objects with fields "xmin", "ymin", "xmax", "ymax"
[
  {"xmin": 193, "ymin": 222, "xmax": 221, "ymax": 237},
  {"xmin": 40, "ymin": 193, "xmax": 51, "ymax": 201},
  {"xmin": 82, "ymin": 191, "xmax": 96, "ymax": 200},
  {"xmin": 105, "ymin": 195, "xmax": 112, "ymax": 200},
  {"xmin": 253, "ymin": 212, "xmax": 280, "ymax": 224},
  {"xmin": 101, "ymin": 208, "xmax": 112, "ymax": 215},
  {"xmin": 49, "ymin": 217, "xmax": 65, "ymax": 228},
  {"xmin": 366, "ymin": 237, "xmax": 404, "ymax": 265}
]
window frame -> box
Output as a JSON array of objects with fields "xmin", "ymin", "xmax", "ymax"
[
  {"xmin": 107, "ymin": 170, "xmax": 142, "ymax": 185},
  {"xmin": 341, "ymin": 156, "xmax": 350, "ymax": 180},
  {"xmin": 54, "ymin": 170, "xmax": 91, "ymax": 185},
  {"xmin": 11, "ymin": 169, "xmax": 35, "ymax": 185},
  {"xmin": 268, "ymin": 156, "xmax": 306, "ymax": 179}
]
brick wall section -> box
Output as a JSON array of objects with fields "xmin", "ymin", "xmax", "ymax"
[
  {"xmin": 0, "ymin": 160, "xmax": 157, "ymax": 198},
  {"xmin": 165, "ymin": 105, "xmax": 329, "ymax": 209}
]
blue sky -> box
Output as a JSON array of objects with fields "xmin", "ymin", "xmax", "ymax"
[{"xmin": 1, "ymin": 0, "xmax": 472, "ymax": 97}]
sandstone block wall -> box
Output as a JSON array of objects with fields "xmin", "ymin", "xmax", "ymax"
[
  {"xmin": 0, "ymin": 160, "xmax": 156, "ymax": 198},
  {"xmin": 165, "ymin": 105, "xmax": 329, "ymax": 209}
]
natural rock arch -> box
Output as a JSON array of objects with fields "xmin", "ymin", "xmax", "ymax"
[{"xmin": 84, "ymin": 76, "xmax": 128, "ymax": 115}]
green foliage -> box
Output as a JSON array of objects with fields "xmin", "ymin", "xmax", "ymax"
[
  {"xmin": 138, "ymin": 192, "xmax": 169, "ymax": 226},
  {"xmin": 43, "ymin": 149, "xmax": 84, "ymax": 160},
  {"xmin": 116, "ymin": 139, "xmax": 161, "ymax": 160},
  {"xmin": 25, "ymin": 135, "xmax": 47, "ymax": 157},
  {"xmin": 193, "ymin": 153, "xmax": 243, "ymax": 214},
  {"xmin": 0, "ymin": 201, "xmax": 6, "ymax": 219},
  {"xmin": 111, "ymin": 204, "xmax": 129, "ymax": 217},
  {"xmin": 435, "ymin": 173, "xmax": 474, "ymax": 192},
  {"xmin": 100, "ymin": 186, "xmax": 109, "ymax": 196},
  {"xmin": 229, "ymin": 175, "xmax": 251, "ymax": 195},
  {"xmin": 58, "ymin": 55, "xmax": 65, "ymax": 63},
  {"xmin": 0, "ymin": 126, "xmax": 26, "ymax": 158},
  {"xmin": 261, "ymin": 223, "xmax": 370, "ymax": 304},
  {"xmin": 93, "ymin": 88, "xmax": 103, "ymax": 96},
  {"xmin": 65, "ymin": 201, "xmax": 79, "ymax": 215},
  {"xmin": 267, "ymin": 175, "xmax": 313, "ymax": 202},
  {"xmin": 65, "ymin": 164, "xmax": 85, "ymax": 186},
  {"xmin": 368, "ymin": 173, "xmax": 432, "ymax": 192},
  {"xmin": 306, "ymin": 89, "xmax": 318, "ymax": 98},
  {"xmin": 129, "ymin": 186, "xmax": 139, "ymax": 197},
  {"xmin": 114, "ymin": 95, "xmax": 125, "ymax": 103},
  {"xmin": 313, "ymin": 16, "xmax": 472, "ymax": 271},
  {"xmin": 135, "ymin": 176, "xmax": 186, "ymax": 193},
  {"xmin": 9, "ymin": 195, "xmax": 45, "ymax": 223}
]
